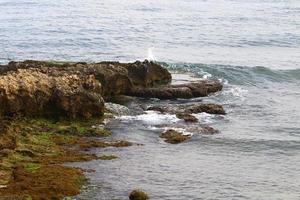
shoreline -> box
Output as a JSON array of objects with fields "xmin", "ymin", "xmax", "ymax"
[{"xmin": 0, "ymin": 60, "xmax": 224, "ymax": 199}]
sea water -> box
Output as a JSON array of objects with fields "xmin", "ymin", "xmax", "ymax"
[{"xmin": 0, "ymin": 0, "xmax": 299, "ymax": 199}]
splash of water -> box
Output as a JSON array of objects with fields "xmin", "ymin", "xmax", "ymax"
[{"xmin": 147, "ymin": 47, "xmax": 156, "ymax": 61}]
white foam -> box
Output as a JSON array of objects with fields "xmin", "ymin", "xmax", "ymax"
[
  {"xmin": 118, "ymin": 111, "xmax": 180, "ymax": 125},
  {"xmin": 224, "ymin": 86, "xmax": 248, "ymax": 101},
  {"xmin": 192, "ymin": 113, "xmax": 214, "ymax": 124}
]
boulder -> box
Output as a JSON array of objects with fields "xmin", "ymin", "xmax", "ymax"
[{"xmin": 129, "ymin": 190, "xmax": 149, "ymax": 200}]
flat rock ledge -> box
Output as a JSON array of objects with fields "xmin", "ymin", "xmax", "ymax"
[
  {"xmin": 0, "ymin": 60, "xmax": 223, "ymax": 118},
  {"xmin": 127, "ymin": 80, "xmax": 223, "ymax": 100}
]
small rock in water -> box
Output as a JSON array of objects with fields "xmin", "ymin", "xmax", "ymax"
[
  {"xmin": 176, "ymin": 113, "xmax": 198, "ymax": 122},
  {"xmin": 185, "ymin": 104, "xmax": 225, "ymax": 115},
  {"xmin": 129, "ymin": 189, "xmax": 149, "ymax": 200},
  {"xmin": 160, "ymin": 129, "xmax": 190, "ymax": 144},
  {"xmin": 200, "ymin": 125, "xmax": 219, "ymax": 135},
  {"xmin": 146, "ymin": 106, "xmax": 166, "ymax": 113}
]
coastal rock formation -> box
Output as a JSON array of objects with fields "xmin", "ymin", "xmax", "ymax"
[
  {"xmin": 3, "ymin": 60, "xmax": 172, "ymax": 99},
  {"xmin": 0, "ymin": 60, "xmax": 171, "ymax": 118},
  {"xmin": 0, "ymin": 60, "xmax": 223, "ymax": 119}
]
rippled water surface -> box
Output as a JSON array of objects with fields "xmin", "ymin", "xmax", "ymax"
[{"xmin": 1, "ymin": 0, "xmax": 300, "ymax": 199}]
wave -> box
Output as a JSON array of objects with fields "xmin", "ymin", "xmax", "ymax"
[{"xmin": 160, "ymin": 62, "xmax": 300, "ymax": 85}]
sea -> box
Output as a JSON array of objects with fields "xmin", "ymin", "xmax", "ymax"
[{"xmin": 0, "ymin": 0, "xmax": 299, "ymax": 199}]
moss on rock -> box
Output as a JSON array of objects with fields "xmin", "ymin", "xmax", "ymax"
[{"xmin": 129, "ymin": 189, "xmax": 149, "ymax": 200}]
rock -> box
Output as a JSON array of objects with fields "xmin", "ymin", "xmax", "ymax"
[
  {"xmin": 105, "ymin": 102, "xmax": 132, "ymax": 116},
  {"xmin": 126, "ymin": 60, "xmax": 171, "ymax": 87},
  {"xmin": 176, "ymin": 113, "xmax": 198, "ymax": 122},
  {"xmin": 146, "ymin": 106, "xmax": 166, "ymax": 113},
  {"xmin": 0, "ymin": 60, "xmax": 172, "ymax": 118},
  {"xmin": 160, "ymin": 129, "xmax": 190, "ymax": 144},
  {"xmin": 0, "ymin": 69, "xmax": 104, "ymax": 118},
  {"xmin": 184, "ymin": 104, "xmax": 225, "ymax": 115},
  {"xmin": 200, "ymin": 125, "xmax": 219, "ymax": 135},
  {"xmin": 146, "ymin": 103, "xmax": 225, "ymax": 115},
  {"xmin": 5, "ymin": 60, "xmax": 172, "ymax": 100},
  {"xmin": 128, "ymin": 80, "xmax": 222, "ymax": 100},
  {"xmin": 129, "ymin": 189, "xmax": 149, "ymax": 200}
]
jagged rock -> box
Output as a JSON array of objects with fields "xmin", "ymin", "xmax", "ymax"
[
  {"xmin": 128, "ymin": 80, "xmax": 222, "ymax": 99},
  {"xmin": 160, "ymin": 129, "xmax": 190, "ymax": 144},
  {"xmin": 0, "ymin": 69, "xmax": 104, "ymax": 118},
  {"xmin": 0, "ymin": 60, "xmax": 172, "ymax": 118},
  {"xmin": 4, "ymin": 60, "xmax": 172, "ymax": 99}
]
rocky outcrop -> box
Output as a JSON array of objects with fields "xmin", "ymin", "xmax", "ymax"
[
  {"xmin": 0, "ymin": 60, "xmax": 172, "ymax": 118},
  {"xmin": 128, "ymin": 80, "xmax": 222, "ymax": 100},
  {"xmin": 4, "ymin": 60, "xmax": 172, "ymax": 99}
]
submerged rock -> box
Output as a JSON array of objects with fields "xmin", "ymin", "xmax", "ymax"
[
  {"xmin": 129, "ymin": 189, "xmax": 149, "ymax": 200},
  {"xmin": 176, "ymin": 113, "xmax": 198, "ymax": 122},
  {"xmin": 200, "ymin": 125, "xmax": 219, "ymax": 135},
  {"xmin": 160, "ymin": 129, "xmax": 190, "ymax": 144}
]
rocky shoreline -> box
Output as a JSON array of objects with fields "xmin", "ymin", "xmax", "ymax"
[{"xmin": 0, "ymin": 60, "xmax": 225, "ymax": 199}]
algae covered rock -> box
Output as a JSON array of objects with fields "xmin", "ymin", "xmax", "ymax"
[
  {"xmin": 129, "ymin": 189, "xmax": 149, "ymax": 200},
  {"xmin": 160, "ymin": 129, "xmax": 190, "ymax": 144},
  {"xmin": 176, "ymin": 113, "xmax": 198, "ymax": 122}
]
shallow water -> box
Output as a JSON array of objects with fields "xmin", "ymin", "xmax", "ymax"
[{"xmin": 1, "ymin": 0, "xmax": 300, "ymax": 199}]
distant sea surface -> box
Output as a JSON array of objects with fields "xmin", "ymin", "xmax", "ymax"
[{"xmin": 1, "ymin": 0, "xmax": 300, "ymax": 199}]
